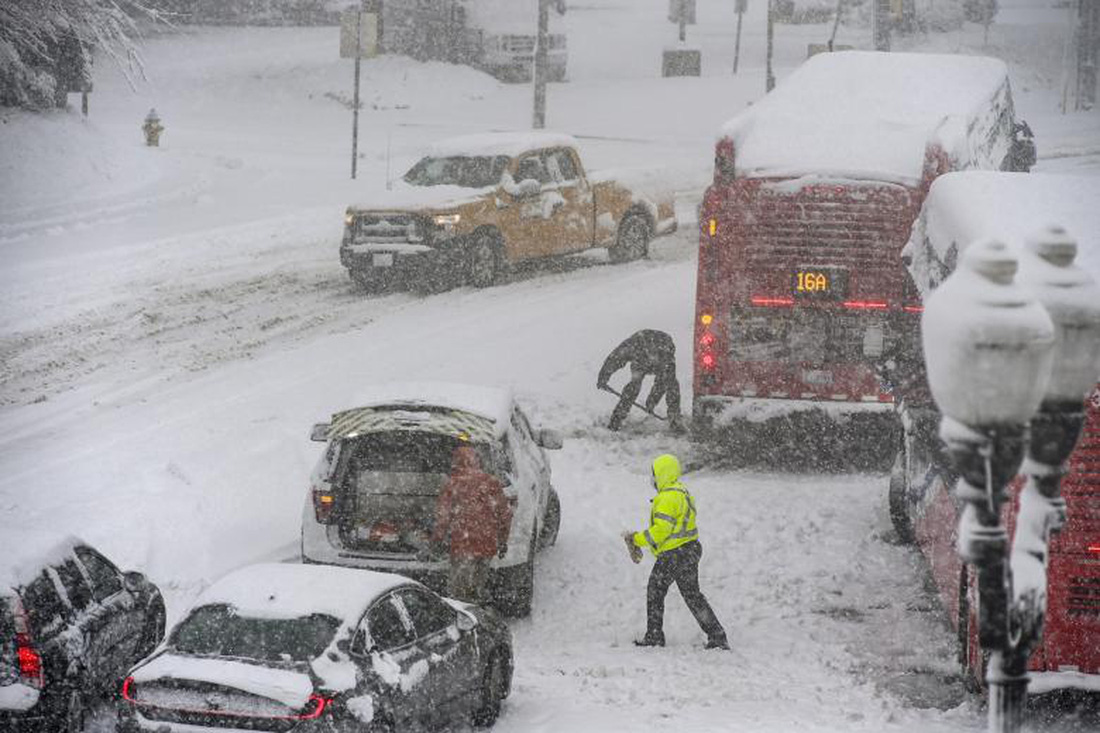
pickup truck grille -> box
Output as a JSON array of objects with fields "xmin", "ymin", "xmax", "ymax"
[{"xmin": 352, "ymin": 214, "xmax": 422, "ymax": 243}]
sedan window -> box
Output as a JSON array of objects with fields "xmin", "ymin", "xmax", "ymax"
[
  {"xmin": 366, "ymin": 597, "xmax": 414, "ymax": 652},
  {"xmin": 170, "ymin": 604, "xmax": 340, "ymax": 662},
  {"xmin": 396, "ymin": 588, "xmax": 454, "ymax": 639}
]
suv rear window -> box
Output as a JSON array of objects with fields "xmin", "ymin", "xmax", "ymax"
[{"xmin": 341, "ymin": 431, "xmax": 499, "ymax": 494}]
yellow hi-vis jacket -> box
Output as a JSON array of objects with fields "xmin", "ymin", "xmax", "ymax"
[{"xmin": 633, "ymin": 454, "xmax": 699, "ymax": 556}]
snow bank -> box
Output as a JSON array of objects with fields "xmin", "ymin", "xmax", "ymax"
[
  {"xmin": 344, "ymin": 381, "xmax": 514, "ymax": 428},
  {"xmin": 720, "ymin": 51, "xmax": 1012, "ymax": 184},
  {"xmin": 427, "ymin": 131, "xmax": 579, "ymax": 158},
  {"xmin": 904, "ymin": 171, "xmax": 1100, "ymax": 297},
  {"xmin": 0, "ymin": 528, "xmax": 81, "ymax": 589}
]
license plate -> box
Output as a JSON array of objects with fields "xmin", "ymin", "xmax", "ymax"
[
  {"xmin": 373, "ymin": 253, "xmax": 394, "ymax": 267},
  {"xmin": 791, "ymin": 267, "xmax": 847, "ymax": 299}
]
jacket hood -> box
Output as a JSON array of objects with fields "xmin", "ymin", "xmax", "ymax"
[
  {"xmin": 452, "ymin": 445, "xmax": 482, "ymax": 472},
  {"xmin": 652, "ymin": 454, "xmax": 683, "ymax": 490}
]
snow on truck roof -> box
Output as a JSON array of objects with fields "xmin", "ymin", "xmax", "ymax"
[
  {"xmin": 720, "ymin": 51, "xmax": 1011, "ymax": 185},
  {"xmin": 427, "ymin": 131, "xmax": 578, "ymax": 158},
  {"xmin": 194, "ymin": 563, "xmax": 411, "ymax": 622},
  {"xmin": 905, "ymin": 171, "xmax": 1100, "ymax": 297},
  {"xmin": 0, "ymin": 528, "xmax": 82, "ymax": 590}
]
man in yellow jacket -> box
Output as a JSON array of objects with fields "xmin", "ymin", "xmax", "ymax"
[{"xmin": 625, "ymin": 453, "xmax": 729, "ymax": 649}]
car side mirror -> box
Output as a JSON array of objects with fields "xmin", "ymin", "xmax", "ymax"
[
  {"xmin": 536, "ymin": 429, "xmax": 563, "ymax": 450},
  {"xmin": 123, "ymin": 571, "xmax": 145, "ymax": 594},
  {"xmin": 456, "ymin": 610, "xmax": 477, "ymax": 632},
  {"xmin": 310, "ymin": 423, "xmax": 330, "ymax": 442}
]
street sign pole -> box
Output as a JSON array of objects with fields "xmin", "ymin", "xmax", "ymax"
[
  {"xmin": 533, "ymin": 0, "xmax": 549, "ymax": 129},
  {"xmin": 351, "ymin": 7, "xmax": 362, "ymax": 179},
  {"xmin": 733, "ymin": 0, "xmax": 746, "ymax": 74}
]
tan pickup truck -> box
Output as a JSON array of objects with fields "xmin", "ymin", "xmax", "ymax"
[{"xmin": 340, "ymin": 132, "xmax": 677, "ymax": 292}]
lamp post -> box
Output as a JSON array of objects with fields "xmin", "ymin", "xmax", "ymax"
[{"xmin": 922, "ymin": 230, "xmax": 1100, "ymax": 733}]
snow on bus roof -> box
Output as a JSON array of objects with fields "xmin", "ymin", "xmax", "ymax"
[
  {"xmin": 193, "ymin": 563, "xmax": 411, "ymax": 622},
  {"xmin": 720, "ymin": 51, "xmax": 1010, "ymax": 185},
  {"xmin": 0, "ymin": 528, "xmax": 82, "ymax": 590},
  {"xmin": 426, "ymin": 131, "xmax": 578, "ymax": 158},
  {"xmin": 345, "ymin": 382, "xmax": 513, "ymax": 427},
  {"xmin": 905, "ymin": 171, "xmax": 1100, "ymax": 297}
]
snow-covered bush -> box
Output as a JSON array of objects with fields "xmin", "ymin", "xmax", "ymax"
[{"xmin": 0, "ymin": 0, "xmax": 154, "ymax": 110}]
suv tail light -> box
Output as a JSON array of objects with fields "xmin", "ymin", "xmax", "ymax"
[
  {"xmin": 12, "ymin": 599, "xmax": 43, "ymax": 689},
  {"xmin": 312, "ymin": 488, "xmax": 336, "ymax": 524}
]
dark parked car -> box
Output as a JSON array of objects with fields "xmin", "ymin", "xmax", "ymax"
[
  {"xmin": 118, "ymin": 563, "xmax": 513, "ymax": 732},
  {"xmin": 0, "ymin": 528, "xmax": 165, "ymax": 732}
]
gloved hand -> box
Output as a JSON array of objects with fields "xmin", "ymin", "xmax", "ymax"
[
  {"xmin": 623, "ymin": 531, "xmax": 643, "ymax": 564},
  {"xmin": 497, "ymin": 543, "xmax": 508, "ymax": 559}
]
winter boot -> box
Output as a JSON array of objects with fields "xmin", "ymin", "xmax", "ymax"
[
  {"xmin": 704, "ymin": 636, "xmax": 730, "ymax": 650},
  {"xmin": 633, "ymin": 633, "xmax": 665, "ymax": 647}
]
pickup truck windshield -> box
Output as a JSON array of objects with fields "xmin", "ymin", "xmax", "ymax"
[{"xmin": 403, "ymin": 155, "xmax": 510, "ymax": 188}]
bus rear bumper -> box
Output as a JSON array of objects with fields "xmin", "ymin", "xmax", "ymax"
[
  {"xmin": 692, "ymin": 396, "xmax": 900, "ymax": 470},
  {"xmin": 1028, "ymin": 670, "xmax": 1100, "ymax": 694}
]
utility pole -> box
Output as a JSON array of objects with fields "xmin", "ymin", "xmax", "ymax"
[
  {"xmin": 351, "ymin": 4, "xmax": 362, "ymax": 179},
  {"xmin": 679, "ymin": 0, "xmax": 687, "ymax": 42},
  {"xmin": 1077, "ymin": 0, "xmax": 1099, "ymax": 109},
  {"xmin": 533, "ymin": 0, "xmax": 549, "ymax": 129},
  {"xmin": 734, "ymin": 0, "xmax": 746, "ymax": 74},
  {"xmin": 766, "ymin": 0, "xmax": 775, "ymax": 91}
]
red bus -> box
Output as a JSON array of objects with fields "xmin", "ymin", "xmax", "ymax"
[
  {"xmin": 692, "ymin": 51, "xmax": 1034, "ymax": 461},
  {"xmin": 893, "ymin": 171, "xmax": 1100, "ymax": 690}
]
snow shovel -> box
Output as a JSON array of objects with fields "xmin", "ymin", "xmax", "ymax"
[{"xmin": 600, "ymin": 385, "xmax": 667, "ymax": 421}]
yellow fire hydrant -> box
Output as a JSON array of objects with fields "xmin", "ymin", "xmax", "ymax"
[{"xmin": 142, "ymin": 108, "xmax": 164, "ymax": 147}]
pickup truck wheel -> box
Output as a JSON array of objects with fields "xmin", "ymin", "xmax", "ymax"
[
  {"xmin": 610, "ymin": 214, "xmax": 650, "ymax": 263},
  {"xmin": 468, "ymin": 233, "xmax": 501, "ymax": 288}
]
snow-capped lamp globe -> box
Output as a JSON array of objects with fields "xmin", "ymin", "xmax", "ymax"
[
  {"xmin": 1016, "ymin": 225, "xmax": 1100, "ymax": 411},
  {"xmin": 922, "ymin": 237, "xmax": 1055, "ymax": 429}
]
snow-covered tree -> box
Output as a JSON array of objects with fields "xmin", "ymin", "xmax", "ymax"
[{"xmin": 0, "ymin": 0, "xmax": 156, "ymax": 110}]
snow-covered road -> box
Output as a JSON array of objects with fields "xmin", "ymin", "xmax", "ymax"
[{"xmin": 3, "ymin": 1, "xmax": 1099, "ymax": 731}]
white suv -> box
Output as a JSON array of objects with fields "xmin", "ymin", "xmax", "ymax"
[{"xmin": 301, "ymin": 383, "xmax": 562, "ymax": 617}]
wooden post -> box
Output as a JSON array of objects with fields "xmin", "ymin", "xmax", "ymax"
[
  {"xmin": 734, "ymin": 0, "xmax": 746, "ymax": 74},
  {"xmin": 766, "ymin": 0, "xmax": 775, "ymax": 91}
]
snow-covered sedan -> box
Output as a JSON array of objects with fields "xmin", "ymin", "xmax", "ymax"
[
  {"xmin": 302, "ymin": 383, "xmax": 563, "ymax": 617},
  {"xmin": 118, "ymin": 563, "xmax": 513, "ymax": 733}
]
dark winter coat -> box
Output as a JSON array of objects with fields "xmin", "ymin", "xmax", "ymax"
[
  {"xmin": 432, "ymin": 446, "xmax": 512, "ymax": 559},
  {"xmin": 597, "ymin": 329, "xmax": 677, "ymax": 392}
]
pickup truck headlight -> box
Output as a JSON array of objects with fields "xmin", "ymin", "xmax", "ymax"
[{"xmin": 432, "ymin": 213, "xmax": 461, "ymax": 232}]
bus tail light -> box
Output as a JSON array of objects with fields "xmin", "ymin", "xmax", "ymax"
[
  {"xmin": 750, "ymin": 296, "xmax": 794, "ymax": 307},
  {"xmin": 699, "ymin": 314, "xmax": 717, "ymax": 372},
  {"xmin": 843, "ymin": 300, "xmax": 889, "ymax": 310}
]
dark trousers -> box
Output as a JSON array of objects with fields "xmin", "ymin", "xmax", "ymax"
[
  {"xmin": 609, "ymin": 368, "xmax": 682, "ymax": 430},
  {"xmin": 646, "ymin": 541, "xmax": 726, "ymax": 643}
]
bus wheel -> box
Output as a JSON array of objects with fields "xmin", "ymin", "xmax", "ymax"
[{"xmin": 887, "ymin": 450, "xmax": 913, "ymax": 544}]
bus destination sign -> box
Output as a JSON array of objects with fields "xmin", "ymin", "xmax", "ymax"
[{"xmin": 792, "ymin": 266, "xmax": 847, "ymax": 299}]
